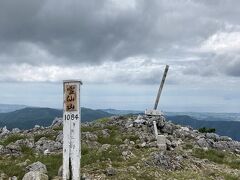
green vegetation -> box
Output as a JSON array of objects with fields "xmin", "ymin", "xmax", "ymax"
[
  {"xmin": 52, "ymin": 125, "xmax": 63, "ymax": 131},
  {"xmin": 96, "ymin": 125, "xmax": 123, "ymax": 145},
  {"xmin": 0, "ymin": 134, "xmax": 27, "ymax": 146},
  {"xmin": 81, "ymin": 126, "xmax": 102, "ymax": 132},
  {"xmin": 33, "ymin": 132, "xmax": 57, "ymax": 142},
  {"xmin": 183, "ymin": 143, "xmax": 193, "ymax": 150},
  {"xmin": 121, "ymin": 134, "xmax": 139, "ymax": 142},
  {"xmin": 0, "ymin": 147, "xmax": 62, "ymax": 179},
  {"xmin": 193, "ymin": 148, "xmax": 240, "ymax": 169},
  {"xmin": 95, "ymin": 117, "xmax": 110, "ymax": 123},
  {"xmin": 198, "ymin": 127, "xmax": 216, "ymax": 133},
  {"xmin": 81, "ymin": 146, "xmax": 122, "ymax": 167}
]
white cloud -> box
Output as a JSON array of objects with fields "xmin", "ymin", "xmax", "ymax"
[{"xmin": 200, "ymin": 31, "xmax": 240, "ymax": 53}]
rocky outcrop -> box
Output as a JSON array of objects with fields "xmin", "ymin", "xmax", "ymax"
[
  {"xmin": 0, "ymin": 114, "xmax": 240, "ymax": 179},
  {"xmin": 26, "ymin": 161, "xmax": 47, "ymax": 174},
  {"xmin": 22, "ymin": 171, "xmax": 48, "ymax": 180}
]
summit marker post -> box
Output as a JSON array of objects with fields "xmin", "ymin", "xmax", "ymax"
[{"xmin": 63, "ymin": 80, "xmax": 82, "ymax": 180}]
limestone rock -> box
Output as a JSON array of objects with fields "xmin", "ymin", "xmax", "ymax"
[
  {"xmin": 26, "ymin": 161, "xmax": 47, "ymax": 174},
  {"xmin": 22, "ymin": 171, "xmax": 48, "ymax": 180},
  {"xmin": 105, "ymin": 167, "xmax": 116, "ymax": 176}
]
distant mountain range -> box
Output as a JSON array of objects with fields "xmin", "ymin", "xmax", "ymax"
[
  {"xmin": 99, "ymin": 109, "xmax": 143, "ymax": 115},
  {"xmin": 166, "ymin": 115, "xmax": 240, "ymax": 141},
  {"xmin": 0, "ymin": 107, "xmax": 111, "ymax": 130},
  {"xmin": 0, "ymin": 104, "xmax": 27, "ymax": 113},
  {"xmin": 0, "ymin": 105, "xmax": 240, "ymax": 140}
]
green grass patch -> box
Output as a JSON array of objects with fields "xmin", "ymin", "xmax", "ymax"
[
  {"xmin": 193, "ymin": 148, "xmax": 240, "ymax": 169},
  {"xmin": 183, "ymin": 143, "xmax": 193, "ymax": 150},
  {"xmin": 0, "ymin": 134, "xmax": 27, "ymax": 146},
  {"xmin": 36, "ymin": 154, "xmax": 62, "ymax": 179},
  {"xmin": 20, "ymin": 145, "xmax": 35, "ymax": 156},
  {"xmin": 95, "ymin": 117, "xmax": 110, "ymax": 123},
  {"xmin": 81, "ymin": 126, "xmax": 102, "ymax": 132},
  {"xmin": 193, "ymin": 148, "xmax": 225, "ymax": 164},
  {"xmin": 121, "ymin": 134, "xmax": 139, "ymax": 142},
  {"xmin": 81, "ymin": 146, "xmax": 122, "ymax": 167},
  {"xmin": 224, "ymin": 174, "xmax": 240, "ymax": 180},
  {"xmin": 97, "ymin": 129, "xmax": 122, "ymax": 145},
  {"xmin": 52, "ymin": 125, "xmax": 63, "ymax": 131},
  {"xmin": 33, "ymin": 132, "xmax": 57, "ymax": 142}
]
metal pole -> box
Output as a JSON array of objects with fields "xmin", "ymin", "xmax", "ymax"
[{"xmin": 154, "ymin": 65, "xmax": 169, "ymax": 110}]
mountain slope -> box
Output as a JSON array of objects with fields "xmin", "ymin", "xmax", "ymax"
[
  {"xmin": 0, "ymin": 104, "xmax": 27, "ymax": 113},
  {"xmin": 167, "ymin": 115, "xmax": 240, "ymax": 141},
  {"xmin": 0, "ymin": 107, "xmax": 111, "ymax": 129},
  {"xmin": 1, "ymin": 115, "xmax": 240, "ymax": 179}
]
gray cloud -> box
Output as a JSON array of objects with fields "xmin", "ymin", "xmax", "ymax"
[{"xmin": 0, "ymin": 0, "xmax": 240, "ymax": 83}]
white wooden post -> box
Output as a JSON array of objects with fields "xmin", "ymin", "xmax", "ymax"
[{"xmin": 63, "ymin": 80, "xmax": 82, "ymax": 180}]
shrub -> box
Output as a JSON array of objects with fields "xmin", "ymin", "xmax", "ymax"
[{"xmin": 198, "ymin": 127, "xmax": 216, "ymax": 133}]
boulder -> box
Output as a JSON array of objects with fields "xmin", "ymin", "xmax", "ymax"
[
  {"xmin": 12, "ymin": 128, "xmax": 21, "ymax": 133},
  {"xmin": 205, "ymin": 133, "xmax": 220, "ymax": 141},
  {"xmin": 35, "ymin": 138, "xmax": 62, "ymax": 153},
  {"xmin": 197, "ymin": 138, "xmax": 210, "ymax": 148},
  {"xmin": 82, "ymin": 132, "xmax": 98, "ymax": 141},
  {"xmin": 105, "ymin": 167, "xmax": 116, "ymax": 176},
  {"xmin": 55, "ymin": 131, "xmax": 63, "ymax": 144},
  {"xmin": 26, "ymin": 161, "xmax": 47, "ymax": 174},
  {"xmin": 22, "ymin": 171, "xmax": 48, "ymax": 180},
  {"xmin": 51, "ymin": 117, "xmax": 63, "ymax": 128}
]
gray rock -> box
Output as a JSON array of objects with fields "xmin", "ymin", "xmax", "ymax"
[
  {"xmin": 51, "ymin": 117, "xmax": 63, "ymax": 128},
  {"xmin": 105, "ymin": 167, "xmax": 116, "ymax": 176},
  {"xmin": 10, "ymin": 176, "xmax": 18, "ymax": 180},
  {"xmin": 205, "ymin": 133, "xmax": 220, "ymax": 141},
  {"xmin": 197, "ymin": 138, "xmax": 210, "ymax": 148},
  {"xmin": 82, "ymin": 132, "xmax": 98, "ymax": 141},
  {"xmin": 99, "ymin": 144, "xmax": 111, "ymax": 152},
  {"xmin": 125, "ymin": 120, "xmax": 133, "ymax": 128},
  {"xmin": 148, "ymin": 152, "xmax": 182, "ymax": 170},
  {"xmin": 6, "ymin": 143, "xmax": 21, "ymax": 152},
  {"xmin": 12, "ymin": 128, "xmax": 21, "ymax": 133},
  {"xmin": 0, "ymin": 173, "xmax": 8, "ymax": 179},
  {"xmin": 14, "ymin": 138, "xmax": 35, "ymax": 148},
  {"xmin": 219, "ymin": 136, "xmax": 232, "ymax": 141},
  {"xmin": 34, "ymin": 125, "xmax": 41, "ymax": 129},
  {"xmin": 101, "ymin": 129, "xmax": 110, "ymax": 138},
  {"xmin": 22, "ymin": 171, "xmax": 48, "ymax": 180},
  {"xmin": 55, "ymin": 131, "xmax": 63, "ymax": 144},
  {"xmin": 35, "ymin": 139, "xmax": 62, "ymax": 153},
  {"xmin": 161, "ymin": 123, "xmax": 173, "ymax": 134},
  {"xmin": 26, "ymin": 161, "xmax": 47, "ymax": 174},
  {"xmin": 0, "ymin": 126, "xmax": 10, "ymax": 136},
  {"xmin": 0, "ymin": 145, "xmax": 11, "ymax": 155}
]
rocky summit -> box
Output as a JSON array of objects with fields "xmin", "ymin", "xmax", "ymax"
[{"xmin": 0, "ymin": 115, "xmax": 240, "ymax": 179}]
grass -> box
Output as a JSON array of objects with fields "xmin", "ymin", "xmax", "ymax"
[
  {"xmin": 52, "ymin": 125, "xmax": 63, "ymax": 131},
  {"xmin": 224, "ymin": 174, "xmax": 240, "ymax": 180},
  {"xmin": 33, "ymin": 132, "xmax": 57, "ymax": 142},
  {"xmin": 193, "ymin": 148, "xmax": 240, "ymax": 169},
  {"xmin": 97, "ymin": 129, "xmax": 122, "ymax": 145},
  {"xmin": 81, "ymin": 145, "xmax": 123, "ymax": 167},
  {"xmin": 81, "ymin": 126, "xmax": 102, "ymax": 132},
  {"xmin": 183, "ymin": 143, "xmax": 193, "ymax": 150},
  {"xmin": 95, "ymin": 117, "xmax": 110, "ymax": 123},
  {"xmin": 121, "ymin": 134, "xmax": 139, "ymax": 142},
  {"xmin": 0, "ymin": 134, "xmax": 27, "ymax": 146}
]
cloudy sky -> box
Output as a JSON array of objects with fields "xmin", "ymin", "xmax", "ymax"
[{"xmin": 0, "ymin": 0, "xmax": 239, "ymax": 112}]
